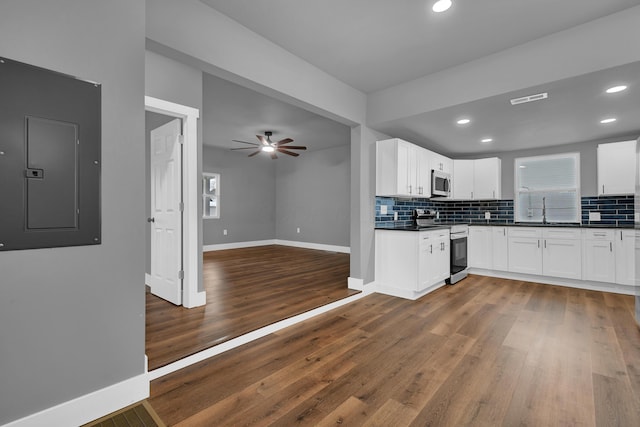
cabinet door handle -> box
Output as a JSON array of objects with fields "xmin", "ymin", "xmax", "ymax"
[
  {"xmin": 537, "ymin": 240, "xmax": 540, "ymax": 248},
  {"xmin": 602, "ymin": 185, "xmax": 605, "ymax": 194},
  {"xmin": 471, "ymin": 191, "xmax": 474, "ymax": 199},
  {"xmin": 503, "ymin": 228, "xmax": 506, "ymax": 236},
  {"xmin": 610, "ymin": 242, "xmax": 613, "ymax": 252},
  {"xmin": 544, "ymin": 240, "xmax": 546, "ymax": 249},
  {"xmin": 430, "ymin": 244, "xmax": 433, "ymax": 254},
  {"xmin": 621, "ymin": 231, "xmax": 623, "ymax": 241}
]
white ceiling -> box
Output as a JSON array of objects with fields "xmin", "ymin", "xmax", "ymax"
[
  {"xmin": 201, "ymin": 0, "xmax": 640, "ymax": 93},
  {"xmin": 198, "ymin": 0, "xmax": 640, "ymax": 155}
]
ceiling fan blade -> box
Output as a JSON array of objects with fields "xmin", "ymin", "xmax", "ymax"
[
  {"xmin": 276, "ymin": 138, "xmax": 294, "ymax": 146},
  {"xmin": 270, "ymin": 151, "xmax": 278, "ymax": 159},
  {"xmin": 232, "ymin": 139, "xmax": 260, "ymax": 146},
  {"xmin": 278, "ymin": 148, "xmax": 299, "ymax": 157},
  {"xmin": 257, "ymin": 135, "xmax": 269, "ymax": 145},
  {"xmin": 281, "ymin": 145, "xmax": 307, "ymax": 150},
  {"xmin": 248, "ymin": 150, "xmax": 262, "ymax": 157}
]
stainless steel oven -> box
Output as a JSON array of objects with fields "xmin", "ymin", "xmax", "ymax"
[
  {"xmin": 448, "ymin": 224, "xmax": 468, "ymax": 284},
  {"xmin": 431, "ymin": 170, "xmax": 451, "ymax": 197}
]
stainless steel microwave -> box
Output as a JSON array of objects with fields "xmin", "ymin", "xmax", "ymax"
[{"xmin": 431, "ymin": 170, "xmax": 451, "ymax": 197}]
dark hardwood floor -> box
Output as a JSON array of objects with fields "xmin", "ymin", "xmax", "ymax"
[
  {"xmin": 146, "ymin": 245, "xmax": 356, "ymax": 370},
  {"xmin": 150, "ymin": 275, "xmax": 640, "ymax": 426}
]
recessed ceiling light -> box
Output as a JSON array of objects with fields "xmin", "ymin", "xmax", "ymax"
[
  {"xmin": 456, "ymin": 118, "xmax": 471, "ymax": 125},
  {"xmin": 480, "ymin": 138, "xmax": 493, "ymax": 144},
  {"xmin": 606, "ymin": 85, "xmax": 627, "ymax": 94},
  {"xmin": 600, "ymin": 118, "xmax": 617, "ymax": 124},
  {"xmin": 432, "ymin": 0, "xmax": 452, "ymax": 13}
]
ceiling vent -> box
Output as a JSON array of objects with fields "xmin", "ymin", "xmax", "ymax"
[{"xmin": 510, "ymin": 92, "xmax": 548, "ymax": 106}]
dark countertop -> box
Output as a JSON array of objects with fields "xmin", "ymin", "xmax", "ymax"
[{"xmin": 375, "ymin": 222, "xmax": 635, "ymax": 231}]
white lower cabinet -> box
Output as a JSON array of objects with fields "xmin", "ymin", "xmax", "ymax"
[
  {"xmin": 615, "ymin": 229, "xmax": 635, "ymax": 286},
  {"xmin": 541, "ymin": 229, "xmax": 582, "ymax": 279},
  {"xmin": 508, "ymin": 228, "xmax": 543, "ymax": 275},
  {"xmin": 492, "ymin": 227, "xmax": 509, "ymax": 271},
  {"xmin": 375, "ymin": 229, "xmax": 450, "ymax": 299},
  {"xmin": 469, "ymin": 226, "xmax": 492, "ymax": 269},
  {"xmin": 582, "ymin": 229, "xmax": 616, "ymax": 283}
]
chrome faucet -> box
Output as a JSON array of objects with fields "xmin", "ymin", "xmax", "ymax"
[{"xmin": 542, "ymin": 197, "xmax": 547, "ymax": 224}]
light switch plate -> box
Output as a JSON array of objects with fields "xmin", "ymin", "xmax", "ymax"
[
  {"xmin": 484, "ymin": 212, "xmax": 491, "ymax": 219},
  {"xmin": 589, "ymin": 212, "xmax": 601, "ymax": 221},
  {"xmin": 380, "ymin": 205, "xmax": 387, "ymax": 215}
]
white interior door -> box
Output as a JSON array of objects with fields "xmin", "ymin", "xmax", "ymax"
[{"xmin": 149, "ymin": 119, "xmax": 182, "ymax": 305}]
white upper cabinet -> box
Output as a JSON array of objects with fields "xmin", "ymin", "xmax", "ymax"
[
  {"xmin": 429, "ymin": 151, "xmax": 453, "ymax": 174},
  {"xmin": 474, "ymin": 158, "xmax": 502, "ymax": 200},
  {"xmin": 453, "ymin": 159, "xmax": 474, "ymax": 199},
  {"xmin": 452, "ymin": 158, "xmax": 501, "ymax": 200},
  {"xmin": 376, "ymin": 138, "xmax": 431, "ymax": 197},
  {"xmin": 597, "ymin": 140, "xmax": 636, "ymax": 195}
]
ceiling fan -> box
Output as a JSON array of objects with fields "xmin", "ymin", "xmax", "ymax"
[{"xmin": 231, "ymin": 131, "xmax": 307, "ymax": 159}]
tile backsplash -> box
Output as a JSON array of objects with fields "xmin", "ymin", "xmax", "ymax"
[{"xmin": 375, "ymin": 195, "xmax": 634, "ymax": 227}]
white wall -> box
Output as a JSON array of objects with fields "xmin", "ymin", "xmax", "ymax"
[{"xmin": 0, "ymin": 1, "xmax": 146, "ymax": 424}]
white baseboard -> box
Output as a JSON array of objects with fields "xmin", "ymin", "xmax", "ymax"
[
  {"xmin": 374, "ymin": 280, "xmax": 448, "ymax": 300},
  {"xmin": 4, "ymin": 371, "xmax": 149, "ymax": 427},
  {"xmin": 203, "ymin": 239, "xmax": 350, "ymax": 254},
  {"xmin": 348, "ymin": 277, "xmax": 364, "ymax": 291},
  {"xmin": 203, "ymin": 239, "xmax": 276, "ymax": 251},
  {"xmin": 274, "ymin": 240, "xmax": 350, "ymax": 254},
  {"xmin": 468, "ymin": 268, "xmax": 636, "ymax": 295}
]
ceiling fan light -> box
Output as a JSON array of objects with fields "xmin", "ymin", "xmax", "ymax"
[
  {"xmin": 262, "ymin": 146, "xmax": 275, "ymax": 153},
  {"xmin": 432, "ymin": 0, "xmax": 452, "ymax": 13}
]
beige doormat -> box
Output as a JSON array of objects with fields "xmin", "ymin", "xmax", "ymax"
[{"xmin": 82, "ymin": 400, "xmax": 165, "ymax": 427}]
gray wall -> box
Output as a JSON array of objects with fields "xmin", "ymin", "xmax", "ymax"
[
  {"xmin": 463, "ymin": 133, "xmax": 640, "ymax": 199},
  {"xmin": 275, "ymin": 145, "xmax": 350, "ymax": 246},
  {"xmin": 145, "ymin": 111, "xmax": 175, "ymax": 273},
  {"xmin": 202, "ymin": 146, "xmax": 276, "ymax": 244},
  {"xmin": 0, "ymin": 1, "xmax": 145, "ymax": 424},
  {"xmin": 144, "ymin": 50, "xmax": 205, "ymax": 292}
]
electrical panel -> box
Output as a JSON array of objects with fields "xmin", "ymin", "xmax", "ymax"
[{"xmin": 0, "ymin": 57, "xmax": 101, "ymax": 251}]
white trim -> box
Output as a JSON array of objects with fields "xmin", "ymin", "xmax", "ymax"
[
  {"xmin": 145, "ymin": 96, "xmax": 204, "ymax": 309},
  {"xmin": 203, "ymin": 240, "xmax": 276, "ymax": 252},
  {"xmin": 203, "ymin": 239, "xmax": 351, "ymax": 254},
  {"xmin": 347, "ymin": 277, "xmax": 364, "ymax": 291},
  {"xmin": 149, "ymin": 289, "xmax": 370, "ymax": 380},
  {"xmin": 468, "ymin": 268, "xmax": 636, "ymax": 295},
  {"xmin": 274, "ymin": 239, "xmax": 350, "ymax": 253},
  {"xmin": 3, "ymin": 372, "xmax": 149, "ymax": 427},
  {"xmin": 374, "ymin": 280, "xmax": 448, "ymax": 300}
]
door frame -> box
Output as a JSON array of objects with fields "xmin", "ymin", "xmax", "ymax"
[{"xmin": 145, "ymin": 95, "xmax": 205, "ymax": 308}]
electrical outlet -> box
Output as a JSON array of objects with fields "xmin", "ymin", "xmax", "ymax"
[
  {"xmin": 589, "ymin": 212, "xmax": 601, "ymax": 221},
  {"xmin": 380, "ymin": 205, "xmax": 388, "ymax": 215},
  {"xmin": 394, "ymin": 212, "xmax": 398, "ymax": 221},
  {"xmin": 296, "ymin": 227, "xmax": 300, "ymax": 233},
  {"xmin": 223, "ymin": 229, "xmax": 227, "ymax": 235},
  {"xmin": 485, "ymin": 212, "xmax": 491, "ymax": 219}
]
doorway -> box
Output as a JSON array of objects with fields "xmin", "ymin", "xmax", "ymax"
[{"xmin": 145, "ymin": 96, "xmax": 205, "ymax": 308}]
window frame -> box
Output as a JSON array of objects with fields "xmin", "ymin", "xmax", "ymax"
[
  {"xmin": 514, "ymin": 152, "xmax": 581, "ymax": 224},
  {"xmin": 203, "ymin": 172, "xmax": 220, "ymax": 219}
]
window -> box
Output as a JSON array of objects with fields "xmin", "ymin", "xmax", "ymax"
[
  {"xmin": 514, "ymin": 153, "xmax": 580, "ymax": 223},
  {"xmin": 203, "ymin": 173, "xmax": 220, "ymax": 219}
]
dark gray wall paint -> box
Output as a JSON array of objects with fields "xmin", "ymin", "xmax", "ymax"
[
  {"xmin": 145, "ymin": 111, "xmax": 175, "ymax": 272},
  {"xmin": 0, "ymin": 1, "xmax": 145, "ymax": 424},
  {"xmin": 275, "ymin": 145, "xmax": 350, "ymax": 246},
  {"xmin": 202, "ymin": 146, "xmax": 276, "ymax": 244},
  {"xmin": 144, "ymin": 50, "xmax": 205, "ymax": 292},
  {"xmin": 466, "ymin": 133, "xmax": 640, "ymax": 199}
]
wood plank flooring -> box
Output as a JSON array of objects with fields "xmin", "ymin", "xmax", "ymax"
[
  {"xmin": 146, "ymin": 245, "xmax": 355, "ymax": 370},
  {"xmin": 150, "ymin": 275, "xmax": 640, "ymax": 426}
]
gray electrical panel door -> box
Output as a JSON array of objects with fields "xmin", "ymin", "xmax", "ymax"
[{"xmin": 0, "ymin": 57, "xmax": 101, "ymax": 251}]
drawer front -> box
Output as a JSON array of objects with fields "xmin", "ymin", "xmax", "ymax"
[
  {"xmin": 542, "ymin": 228, "xmax": 581, "ymax": 239},
  {"xmin": 508, "ymin": 227, "xmax": 542, "ymax": 238},
  {"xmin": 583, "ymin": 229, "xmax": 615, "ymax": 240}
]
